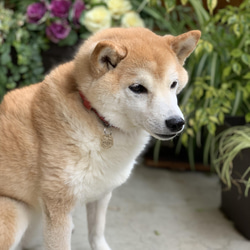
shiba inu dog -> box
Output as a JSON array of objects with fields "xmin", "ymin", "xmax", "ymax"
[{"xmin": 0, "ymin": 27, "xmax": 200, "ymax": 250}]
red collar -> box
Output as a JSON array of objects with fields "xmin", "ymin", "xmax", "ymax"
[{"xmin": 79, "ymin": 91, "xmax": 112, "ymax": 128}]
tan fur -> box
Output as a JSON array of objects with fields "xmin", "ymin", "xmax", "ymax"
[
  {"xmin": 0, "ymin": 27, "xmax": 200, "ymax": 250},
  {"xmin": 0, "ymin": 198, "xmax": 17, "ymax": 249},
  {"xmin": 0, "ymin": 197, "xmax": 29, "ymax": 250}
]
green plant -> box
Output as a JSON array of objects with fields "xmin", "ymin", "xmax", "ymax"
[
  {"xmin": 133, "ymin": 0, "xmax": 210, "ymax": 35},
  {"xmin": 213, "ymin": 125, "xmax": 250, "ymax": 197},
  {"xmin": 0, "ymin": 3, "xmax": 47, "ymax": 100},
  {"xmin": 177, "ymin": 0, "xmax": 250, "ymax": 168}
]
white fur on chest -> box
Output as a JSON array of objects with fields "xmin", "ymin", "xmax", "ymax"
[{"xmin": 64, "ymin": 129, "xmax": 150, "ymax": 202}]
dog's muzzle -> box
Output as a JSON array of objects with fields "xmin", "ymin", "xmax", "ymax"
[{"xmin": 153, "ymin": 116, "xmax": 185, "ymax": 140}]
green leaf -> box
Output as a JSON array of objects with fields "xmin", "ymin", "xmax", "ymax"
[
  {"xmin": 195, "ymin": 109, "xmax": 203, "ymax": 120},
  {"xmin": 243, "ymin": 72, "xmax": 250, "ymax": 79},
  {"xmin": 194, "ymin": 41, "xmax": 204, "ymax": 57},
  {"xmin": 180, "ymin": 0, "xmax": 188, "ymax": 5},
  {"xmin": 1, "ymin": 52, "xmax": 11, "ymax": 65},
  {"xmin": 196, "ymin": 109, "xmax": 208, "ymax": 126},
  {"xmin": 241, "ymin": 54, "xmax": 250, "ymax": 67},
  {"xmin": 5, "ymin": 82, "xmax": 16, "ymax": 90},
  {"xmin": 188, "ymin": 119, "xmax": 195, "ymax": 127},
  {"xmin": 207, "ymin": 0, "xmax": 217, "ymax": 15},
  {"xmin": 141, "ymin": 6, "xmax": 165, "ymax": 20},
  {"xmin": 245, "ymin": 113, "xmax": 250, "ymax": 123},
  {"xmin": 230, "ymin": 48, "xmax": 242, "ymax": 58},
  {"xmin": 0, "ymin": 43, "xmax": 10, "ymax": 53},
  {"xmin": 205, "ymin": 89, "xmax": 214, "ymax": 99},
  {"xmin": 246, "ymin": 81, "xmax": 250, "ymax": 94},
  {"xmin": 244, "ymin": 177, "xmax": 250, "ymax": 197},
  {"xmin": 245, "ymin": 39, "xmax": 250, "ymax": 47},
  {"xmin": 203, "ymin": 40, "xmax": 213, "ymax": 53},
  {"xmin": 12, "ymin": 73, "xmax": 20, "ymax": 82},
  {"xmin": 194, "ymin": 87, "xmax": 204, "ymax": 99},
  {"xmin": 207, "ymin": 122, "xmax": 216, "ymax": 135},
  {"xmin": 58, "ymin": 30, "xmax": 78, "ymax": 46},
  {"xmin": 222, "ymin": 66, "xmax": 231, "ymax": 79},
  {"xmin": 233, "ymin": 23, "xmax": 242, "ymax": 37},
  {"xmin": 209, "ymin": 116, "xmax": 219, "ymax": 124},
  {"xmin": 187, "ymin": 128, "xmax": 194, "ymax": 137},
  {"xmin": 149, "ymin": 0, "xmax": 158, "ymax": 6},
  {"xmin": 0, "ymin": 72, "xmax": 7, "ymax": 83},
  {"xmin": 33, "ymin": 67, "xmax": 44, "ymax": 75},
  {"xmin": 18, "ymin": 54, "xmax": 29, "ymax": 65},
  {"xmin": 164, "ymin": 0, "xmax": 176, "ymax": 13},
  {"xmin": 228, "ymin": 14, "xmax": 238, "ymax": 24},
  {"xmin": 19, "ymin": 66, "xmax": 28, "ymax": 74},
  {"xmin": 232, "ymin": 62, "xmax": 242, "ymax": 75},
  {"xmin": 221, "ymin": 15, "xmax": 228, "ymax": 24},
  {"xmin": 181, "ymin": 133, "xmax": 188, "ymax": 147},
  {"xmin": 221, "ymin": 83, "xmax": 229, "ymax": 90},
  {"xmin": 218, "ymin": 112, "xmax": 224, "ymax": 124}
]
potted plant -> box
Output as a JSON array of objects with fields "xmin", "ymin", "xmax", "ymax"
[
  {"xmin": 173, "ymin": 0, "xmax": 250, "ymax": 169},
  {"xmin": 212, "ymin": 125, "xmax": 250, "ymax": 239}
]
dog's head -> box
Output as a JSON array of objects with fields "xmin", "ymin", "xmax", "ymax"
[{"xmin": 75, "ymin": 28, "xmax": 200, "ymax": 140}]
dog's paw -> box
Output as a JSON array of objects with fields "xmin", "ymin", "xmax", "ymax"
[{"xmin": 90, "ymin": 236, "xmax": 111, "ymax": 250}]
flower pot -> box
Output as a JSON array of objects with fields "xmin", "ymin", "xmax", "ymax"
[{"xmin": 220, "ymin": 148, "xmax": 250, "ymax": 240}]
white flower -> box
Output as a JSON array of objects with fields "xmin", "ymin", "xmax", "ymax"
[
  {"xmin": 107, "ymin": 0, "xmax": 132, "ymax": 19},
  {"xmin": 121, "ymin": 11, "xmax": 145, "ymax": 28},
  {"xmin": 82, "ymin": 6, "xmax": 112, "ymax": 33}
]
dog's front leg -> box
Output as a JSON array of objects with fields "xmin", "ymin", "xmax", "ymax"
[
  {"xmin": 43, "ymin": 200, "xmax": 73, "ymax": 250},
  {"xmin": 86, "ymin": 192, "xmax": 112, "ymax": 250}
]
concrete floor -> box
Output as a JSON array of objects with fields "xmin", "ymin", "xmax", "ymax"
[{"xmin": 72, "ymin": 164, "xmax": 250, "ymax": 250}]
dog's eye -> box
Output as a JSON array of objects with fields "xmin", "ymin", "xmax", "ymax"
[
  {"xmin": 170, "ymin": 81, "xmax": 178, "ymax": 89},
  {"xmin": 129, "ymin": 84, "xmax": 148, "ymax": 94}
]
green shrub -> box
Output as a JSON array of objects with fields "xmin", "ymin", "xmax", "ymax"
[
  {"xmin": 0, "ymin": 3, "xmax": 47, "ymax": 100},
  {"xmin": 178, "ymin": 1, "xmax": 250, "ymax": 167}
]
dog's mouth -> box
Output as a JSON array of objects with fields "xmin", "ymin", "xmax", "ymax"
[{"xmin": 154, "ymin": 133, "xmax": 177, "ymax": 140}]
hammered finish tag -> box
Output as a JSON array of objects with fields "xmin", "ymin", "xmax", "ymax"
[{"xmin": 100, "ymin": 128, "xmax": 113, "ymax": 149}]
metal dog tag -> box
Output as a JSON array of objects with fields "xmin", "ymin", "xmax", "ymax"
[{"xmin": 101, "ymin": 128, "xmax": 113, "ymax": 149}]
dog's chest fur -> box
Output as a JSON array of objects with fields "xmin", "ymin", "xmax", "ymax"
[{"xmin": 63, "ymin": 129, "xmax": 150, "ymax": 202}]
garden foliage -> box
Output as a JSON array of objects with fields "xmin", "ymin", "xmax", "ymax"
[
  {"xmin": 0, "ymin": 3, "xmax": 46, "ymax": 98},
  {"xmin": 179, "ymin": 1, "xmax": 250, "ymax": 167}
]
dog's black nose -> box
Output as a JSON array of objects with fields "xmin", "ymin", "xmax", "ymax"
[{"xmin": 165, "ymin": 117, "xmax": 185, "ymax": 132}]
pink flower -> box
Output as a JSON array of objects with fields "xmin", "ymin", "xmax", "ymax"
[
  {"xmin": 46, "ymin": 21, "xmax": 71, "ymax": 43},
  {"xmin": 50, "ymin": 0, "xmax": 71, "ymax": 18},
  {"xmin": 26, "ymin": 2, "xmax": 47, "ymax": 23},
  {"xmin": 72, "ymin": 0, "xmax": 85, "ymax": 26}
]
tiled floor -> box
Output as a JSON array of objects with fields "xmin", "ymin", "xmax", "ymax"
[{"xmin": 72, "ymin": 164, "xmax": 250, "ymax": 250}]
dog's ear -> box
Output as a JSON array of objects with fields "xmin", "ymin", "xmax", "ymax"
[
  {"xmin": 90, "ymin": 41, "xmax": 127, "ymax": 76},
  {"xmin": 166, "ymin": 30, "xmax": 201, "ymax": 65}
]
